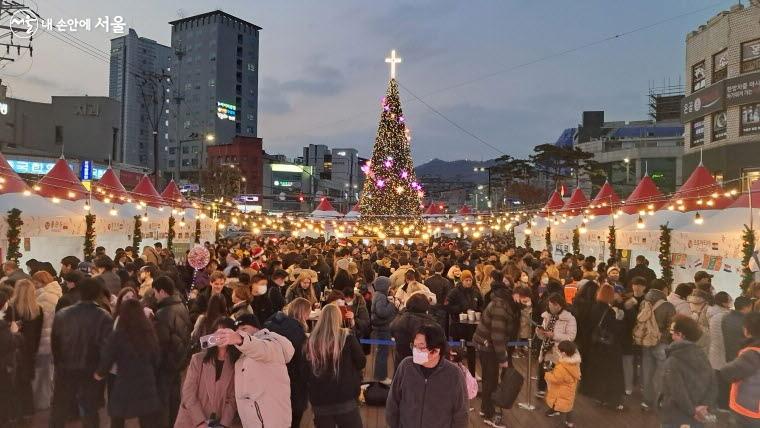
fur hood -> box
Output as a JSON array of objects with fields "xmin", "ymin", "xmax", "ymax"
[{"xmin": 557, "ymin": 350, "xmax": 582, "ymax": 365}]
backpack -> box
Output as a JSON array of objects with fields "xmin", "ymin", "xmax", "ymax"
[
  {"xmin": 459, "ymin": 363, "xmax": 479, "ymax": 399},
  {"xmin": 633, "ymin": 300, "xmax": 665, "ymax": 347}
]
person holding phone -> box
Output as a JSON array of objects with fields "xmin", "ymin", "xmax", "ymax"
[
  {"xmin": 175, "ymin": 317, "xmax": 238, "ymax": 428},
  {"xmin": 536, "ymin": 293, "xmax": 577, "ymax": 399}
]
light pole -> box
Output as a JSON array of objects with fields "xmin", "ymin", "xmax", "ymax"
[
  {"xmin": 623, "ymin": 158, "xmax": 630, "ymax": 184},
  {"xmin": 474, "ymin": 166, "xmax": 493, "ymax": 210}
]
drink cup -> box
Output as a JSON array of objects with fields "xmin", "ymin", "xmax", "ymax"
[
  {"xmin": 459, "ymin": 313, "xmax": 467, "ymax": 321},
  {"xmin": 467, "ymin": 310, "xmax": 475, "ymax": 321}
]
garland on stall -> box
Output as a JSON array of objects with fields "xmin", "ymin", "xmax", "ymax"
[
  {"xmin": 506, "ymin": 227, "xmax": 516, "ymax": 248},
  {"xmin": 194, "ymin": 219, "xmax": 201, "ymax": 244},
  {"xmin": 83, "ymin": 213, "xmax": 96, "ymax": 262},
  {"xmin": 545, "ymin": 226, "xmax": 551, "ymax": 251},
  {"xmin": 741, "ymin": 225, "xmax": 755, "ymax": 295},
  {"xmin": 608, "ymin": 225, "xmax": 617, "ymax": 258},
  {"xmin": 215, "ymin": 223, "xmax": 222, "ymax": 243},
  {"xmin": 572, "ymin": 227, "xmax": 580, "ymax": 255},
  {"xmin": 167, "ymin": 216, "xmax": 176, "ymax": 252},
  {"xmin": 5, "ymin": 208, "xmax": 23, "ymax": 262},
  {"xmin": 132, "ymin": 215, "xmax": 143, "ymax": 250},
  {"xmin": 659, "ymin": 224, "xmax": 673, "ymax": 286}
]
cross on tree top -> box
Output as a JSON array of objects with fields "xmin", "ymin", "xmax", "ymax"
[{"xmin": 385, "ymin": 49, "xmax": 402, "ymax": 79}]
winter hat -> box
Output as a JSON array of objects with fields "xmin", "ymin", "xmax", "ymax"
[
  {"xmin": 460, "ymin": 270, "xmax": 473, "ymax": 280},
  {"xmin": 374, "ymin": 276, "xmax": 391, "ymax": 293},
  {"xmin": 607, "ymin": 266, "xmax": 620, "ymax": 276},
  {"xmin": 235, "ymin": 313, "xmax": 262, "ymax": 330},
  {"xmin": 250, "ymin": 247, "xmax": 264, "ymax": 259},
  {"xmin": 336, "ymin": 258, "xmax": 350, "ymax": 272}
]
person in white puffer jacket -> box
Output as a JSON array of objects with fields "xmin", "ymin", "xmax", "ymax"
[
  {"xmin": 707, "ymin": 292, "xmax": 732, "ymax": 369},
  {"xmin": 32, "ymin": 271, "xmax": 62, "ymax": 410}
]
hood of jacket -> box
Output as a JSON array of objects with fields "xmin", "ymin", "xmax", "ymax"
[
  {"xmin": 645, "ymin": 288, "xmax": 667, "ymax": 304},
  {"xmin": 489, "ymin": 285, "xmax": 511, "ymax": 303},
  {"xmin": 38, "ymin": 281, "xmax": 63, "ymax": 299},
  {"xmin": 557, "ymin": 350, "xmax": 582, "ymax": 365},
  {"xmin": 265, "ymin": 311, "xmax": 304, "ymax": 338},
  {"xmin": 374, "ymin": 276, "xmax": 391, "ymax": 294},
  {"xmin": 666, "ymin": 340, "xmax": 708, "ymax": 370}
]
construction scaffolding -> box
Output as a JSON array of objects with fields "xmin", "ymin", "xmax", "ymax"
[{"xmin": 648, "ymin": 78, "xmax": 685, "ymax": 122}]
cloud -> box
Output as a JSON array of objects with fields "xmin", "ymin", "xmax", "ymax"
[
  {"xmin": 259, "ymin": 59, "xmax": 347, "ymax": 115},
  {"xmin": 259, "ymin": 78, "xmax": 293, "ymax": 115}
]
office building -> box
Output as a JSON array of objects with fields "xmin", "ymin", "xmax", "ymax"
[
  {"xmin": 168, "ymin": 10, "xmax": 261, "ymax": 182},
  {"xmin": 682, "ymin": 3, "xmax": 760, "ymax": 187},
  {"xmin": 109, "ymin": 29, "xmax": 171, "ymax": 169},
  {"xmin": 206, "ymin": 135, "xmax": 263, "ymax": 195},
  {"xmin": 262, "ymin": 157, "xmax": 312, "ymax": 212},
  {"xmin": 301, "ymin": 144, "xmax": 361, "ymax": 206}
]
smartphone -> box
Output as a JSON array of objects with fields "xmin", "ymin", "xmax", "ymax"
[{"xmin": 200, "ymin": 333, "xmax": 220, "ymax": 350}]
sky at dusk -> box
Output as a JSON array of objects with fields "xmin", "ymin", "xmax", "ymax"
[{"xmin": 1, "ymin": 0, "xmax": 737, "ymax": 164}]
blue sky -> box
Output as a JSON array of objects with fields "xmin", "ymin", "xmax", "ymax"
[{"xmin": 2, "ymin": 0, "xmax": 736, "ymax": 164}]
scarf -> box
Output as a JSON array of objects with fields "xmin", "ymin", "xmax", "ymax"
[{"xmin": 540, "ymin": 311, "xmax": 560, "ymax": 357}]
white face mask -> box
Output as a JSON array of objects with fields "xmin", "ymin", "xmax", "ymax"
[
  {"xmin": 412, "ymin": 348, "xmax": 429, "ymax": 365},
  {"xmin": 541, "ymin": 277, "xmax": 549, "ymax": 285},
  {"xmin": 336, "ymin": 299, "xmax": 346, "ymax": 307},
  {"xmin": 255, "ymin": 285, "xmax": 267, "ymax": 296}
]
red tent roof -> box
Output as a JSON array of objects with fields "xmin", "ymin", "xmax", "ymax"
[
  {"xmin": 348, "ymin": 203, "xmax": 360, "ymax": 213},
  {"xmin": 94, "ymin": 167, "xmax": 128, "ymax": 201},
  {"xmin": 730, "ymin": 179, "xmax": 760, "ymax": 208},
  {"xmin": 542, "ymin": 190, "xmax": 565, "ymax": 215},
  {"xmin": 621, "ymin": 175, "xmax": 663, "ymax": 215},
  {"xmin": 37, "ymin": 157, "xmax": 87, "ymax": 200},
  {"xmin": 131, "ymin": 175, "xmax": 165, "ymax": 207},
  {"xmin": 161, "ymin": 180, "xmax": 191, "ymax": 208},
  {"xmin": 562, "ymin": 187, "xmax": 589, "ymax": 215},
  {"xmin": 588, "ymin": 181, "xmax": 621, "ymax": 216},
  {"xmin": 670, "ymin": 164, "xmax": 730, "ymax": 211},
  {"xmin": 424, "ymin": 202, "xmax": 444, "ymax": 215},
  {"xmin": 314, "ymin": 198, "xmax": 337, "ymax": 212},
  {"xmin": 0, "ymin": 151, "xmax": 28, "ymax": 195},
  {"xmin": 458, "ymin": 205, "xmax": 472, "ymax": 215}
]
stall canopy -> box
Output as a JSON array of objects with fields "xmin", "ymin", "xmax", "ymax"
[
  {"xmin": 561, "ymin": 187, "xmax": 589, "ymax": 215},
  {"xmin": 423, "ymin": 202, "xmax": 445, "ymax": 216},
  {"xmin": 621, "ymin": 174, "xmax": 663, "ymax": 215},
  {"xmin": 541, "ymin": 190, "xmax": 565, "ymax": 216},
  {"xmin": 457, "ymin": 205, "xmax": 473, "ymax": 215},
  {"xmin": 93, "ymin": 167, "xmax": 128, "ymax": 202},
  {"xmin": 670, "ymin": 164, "xmax": 731, "ymax": 212},
  {"xmin": 131, "ymin": 175, "xmax": 165, "ymax": 207},
  {"xmin": 588, "ymin": 180, "xmax": 621, "ymax": 216},
  {"xmin": 0, "ymin": 151, "xmax": 29, "ymax": 194},
  {"xmin": 161, "ymin": 179, "xmax": 191, "ymax": 208},
  {"xmin": 730, "ymin": 179, "xmax": 760, "ymax": 208},
  {"xmin": 37, "ymin": 156, "xmax": 88, "ymax": 201},
  {"xmin": 345, "ymin": 203, "xmax": 361, "ymax": 219},
  {"xmin": 311, "ymin": 198, "xmax": 342, "ymax": 218}
]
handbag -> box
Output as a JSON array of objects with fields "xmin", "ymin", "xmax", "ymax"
[
  {"xmin": 491, "ymin": 367, "xmax": 524, "ymax": 409},
  {"xmin": 591, "ymin": 309, "xmax": 614, "ymax": 346},
  {"xmin": 363, "ymin": 381, "xmax": 390, "ymax": 406}
]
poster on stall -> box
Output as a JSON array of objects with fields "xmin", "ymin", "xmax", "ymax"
[
  {"xmin": 703, "ymin": 254, "xmax": 723, "ymax": 272},
  {"xmin": 671, "ymin": 253, "xmax": 688, "ymax": 268}
]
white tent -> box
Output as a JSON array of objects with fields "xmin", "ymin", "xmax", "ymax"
[{"xmin": 310, "ymin": 198, "xmax": 343, "ymax": 219}]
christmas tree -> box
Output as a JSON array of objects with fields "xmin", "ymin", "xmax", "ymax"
[{"xmin": 359, "ymin": 50, "xmax": 423, "ymax": 232}]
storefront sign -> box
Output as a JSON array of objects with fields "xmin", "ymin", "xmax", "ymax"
[
  {"xmin": 725, "ymin": 72, "xmax": 760, "ymax": 106},
  {"xmin": 682, "ymin": 81, "xmax": 725, "ymax": 122}
]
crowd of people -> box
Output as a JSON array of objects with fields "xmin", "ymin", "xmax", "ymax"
[{"xmin": 0, "ymin": 236, "xmax": 758, "ymax": 428}]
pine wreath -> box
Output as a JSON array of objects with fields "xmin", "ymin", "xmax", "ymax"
[
  {"xmin": 545, "ymin": 226, "xmax": 552, "ymax": 252},
  {"xmin": 132, "ymin": 215, "xmax": 143, "ymax": 250},
  {"xmin": 524, "ymin": 232, "xmax": 531, "ymax": 249},
  {"xmin": 572, "ymin": 227, "xmax": 580, "ymax": 255},
  {"xmin": 506, "ymin": 226, "xmax": 515, "ymax": 248},
  {"xmin": 5, "ymin": 208, "xmax": 23, "ymax": 262},
  {"xmin": 167, "ymin": 215, "xmax": 176, "ymax": 252},
  {"xmin": 194, "ymin": 219, "xmax": 201, "ymax": 244},
  {"xmin": 608, "ymin": 225, "xmax": 617, "ymax": 257},
  {"xmin": 741, "ymin": 225, "xmax": 755, "ymax": 295},
  {"xmin": 659, "ymin": 224, "xmax": 673, "ymax": 286},
  {"xmin": 84, "ymin": 213, "xmax": 96, "ymax": 262}
]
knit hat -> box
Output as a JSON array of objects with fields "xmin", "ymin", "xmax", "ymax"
[
  {"xmin": 235, "ymin": 313, "xmax": 262, "ymax": 330},
  {"xmin": 607, "ymin": 266, "xmax": 620, "ymax": 275},
  {"xmin": 373, "ymin": 276, "xmax": 391, "ymax": 293},
  {"xmin": 250, "ymin": 247, "xmax": 264, "ymax": 259},
  {"xmin": 460, "ymin": 270, "xmax": 473, "ymax": 280}
]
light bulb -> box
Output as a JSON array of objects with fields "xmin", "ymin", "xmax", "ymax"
[
  {"xmin": 109, "ymin": 207, "xmax": 118, "ymax": 216},
  {"xmin": 637, "ymin": 216, "xmax": 645, "ymax": 229},
  {"xmin": 141, "ymin": 214, "xmax": 149, "ymax": 222},
  {"xmin": 51, "ymin": 197, "xmax": 60, "ymax": 203},
  {"xmin": 694, "ymin": 212, "xmax": 704, "ymax": 225},
  {"xmin": 179, "ymin": 217, "xmax": 186, "ymax": 227},
  {"xmin": 83, "ymin": 202, "xmax": 91, "ymax": 211},
  {"xmin": 23, "ymin": 190, "xmax": 31, "ymax": 196}
]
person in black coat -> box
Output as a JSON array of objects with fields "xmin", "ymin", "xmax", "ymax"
[
  {"xmin": 264, "ymin": 299, "xmax": 310, "ymax": 428},
  {"xmin": 0, "ymin": 285, "xmax": 21, "ymax": 426},
  {"xmin": 722, "ymin": 296, "xmax": 753, "ymax": 363},
  {"xmin": 95, "ymin": 299, "xmax": 161, "ymax": 428},
  {"xmin": 424, "ymin": 262, "xmax": 452, "ymax": 333},
  {"xmin": 583, "ymin": 284, "xmax": 626, "ymax": 410},
  {"xmin": 250, "ymin": 273, "xmax": 275, "ymax": 323},
  {"xmin": 626, "ymin": 255, "xmax": 656, "ymax": 287},
  {"xmin": 444, "ymin": 270, "xmax": 483, "ymax": 375},
  {"xmin": 390, "ymin": 294, "xmax": 438, "ymax": 369}
]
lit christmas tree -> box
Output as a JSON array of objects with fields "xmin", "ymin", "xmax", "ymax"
[{"xmin": 359, "ymin": 50, "xmax": 423, "ymax": 231}]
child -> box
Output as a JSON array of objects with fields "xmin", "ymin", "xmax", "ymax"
[
  {"xmin": 545, "ymin": 340, "xmax": 581, "ymax": 427},
  {"xmin": 449, "ymin": 347, "xmax": 478, "ymax": 401}
]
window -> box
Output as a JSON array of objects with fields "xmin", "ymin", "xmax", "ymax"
[
  {"xmin": 741, "ymin": 104, "xmax": 760, "ymax": 134},
  {"xmin": 54, "ymin": 125, "xmax": 63, "ymax": 144},
  {"xmin": 247, "ymin": 63, "xmax": 255, "ymax": 72},
  {"xmin": 168, "ymin": 160, "xmax": 176, "ymax": 168},
  {"xmin": 168, "ymin": 147, "xmax": 176, "ymax": 155},
  {"xmin": 691, "ymin": 118, "xmax": 705, "ymax": 146},
  {"xmin": 712, "ymin": 111, "xmax": 727, "ymax": 141},
  {"xmin": 741, "ymin": 39, "xmax": 760, "ymax": 73},
  {"xmin": 712, "ymin": 49, "xmax": 728, "ymax": 83},
  {"xmin": 208, "ymin": 78, "xmax": 215, "ymax": 87},
  {"xmin": 191, "ymin": 158, "xmax": 198, "ymax": 166},
  {"xmin": 183, "ymin": 120, "xmax": 191, "ymax": 129},
  {"xmin": 192, "ymin": 146, "xmax": 199, "ymax": 154},
  {"xmin": 692, "ymin": 61, "xmax": 706, "ymax": 91}
]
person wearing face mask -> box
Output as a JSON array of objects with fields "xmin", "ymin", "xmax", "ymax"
[
  {"xmin": 445, "ymin": 269, "xmax": 483, "ymax": 376},
  {"xmin": 250, "ymin": 273, "xmax": 274, "ymax": 324},
  {"xmin": 536, "ymin": 293, "xmax": 577, "ymax": 399},
  {"xmin": 386, "ymin": 324, "xmax": 468, "ymax": 428}
]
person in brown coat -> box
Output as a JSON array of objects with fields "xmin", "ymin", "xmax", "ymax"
[{"xmin": 175, "ymin": 317, "xmax": 238, "ymax": 428}]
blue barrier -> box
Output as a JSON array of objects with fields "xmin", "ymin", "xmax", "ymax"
[{"xmin": 359, "ymin": 338, "xmax": 530, "ymax": 347}]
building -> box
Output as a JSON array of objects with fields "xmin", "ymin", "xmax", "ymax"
[
  {"xmin": 0, "ymin": 93, "xmax": 122, "ymax": 165},
  {"xmin": 262, "ymin": 157, "xmax": 312, "ymax": 212},
  {"xmin": 301, "ymin": 144, "xmax": 361, "ymax": 208},
  {"xmin": 575, "ymin": 110, "xmax": 684, "ymax": 196},
  {"xmin": 205, "ymin": 135, "xmax": 263, "ymax": 195},
  {"xmin": 682, "ymin": 3, "xmax": 760, "ymax": 188},
  {"xmin": 108, "ymin": 29, "xmax": 171, "ymax": 171},
  {"xmin": 168, "ymin": 10, "xmax": 261, "ymax": 182}
]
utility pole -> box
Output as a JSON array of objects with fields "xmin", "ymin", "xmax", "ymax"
[
  {"xmin": 172, "ymin": 45, "xmax": 185, "ymax": 181},
  {"xmin": 137, "ymin": 70, "xmax": 170, "ymax": 187},
  {"xmin": 0, "ymin": 1, "xmax": 38, "ymax": 63}
]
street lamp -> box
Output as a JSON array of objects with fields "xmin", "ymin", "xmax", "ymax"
[
  {"xmin": 623, "ymin": 158, "xmax": 630, "ymax": 184},
  {"xmin": 177, "ymin": 132, "xmax": 215, "ymax": 181}
]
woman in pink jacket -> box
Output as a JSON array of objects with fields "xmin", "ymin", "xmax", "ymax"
[{"xmin": 175, "ymin": 317, "xmax": 238, "ymax": 428}]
